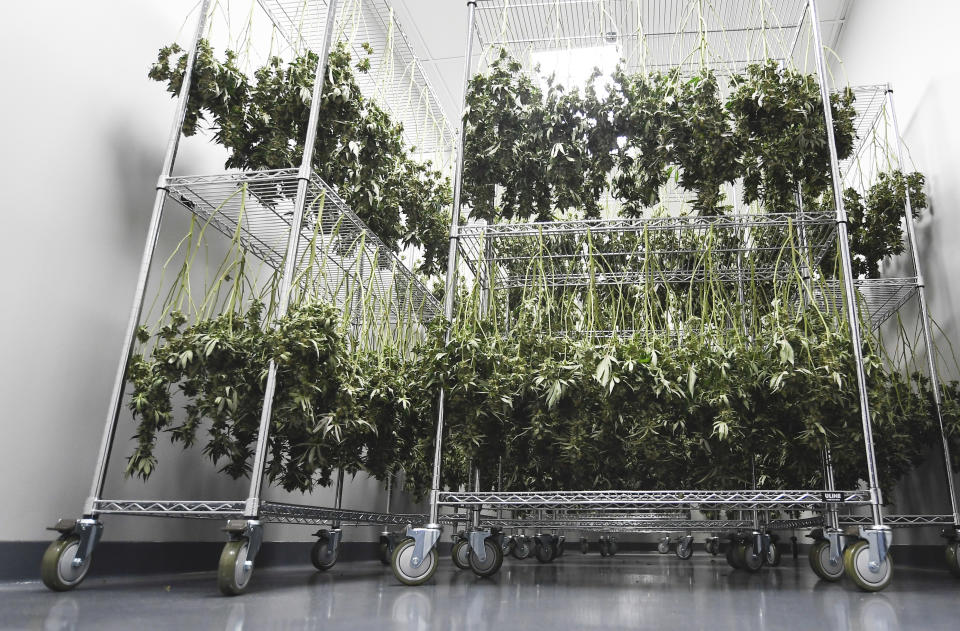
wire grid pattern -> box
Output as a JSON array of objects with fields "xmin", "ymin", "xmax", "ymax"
[
  {"xmin": 437, "ymin": 489, "xmax": 870, "ymax": 510},
  {"xmin": 458, "ymin": 212, "xmax": 836, "ymax": 289},
  {"xmin": 485, "ymin": 517, "xmax": 753, "ymax": 530},
  {"xmin": 812, "ymin": 277, "xmax": 918, "ymax": 331},
  {"xmin": 256, "ymin": 0, "xmax": 454, "ymax": 158},
  {"xmin": 473, "ymin": 0, "xmax": 808, "ymax": 77},
  {"xmin": 164, "ymin": 169, "xmax": 441, "ymax": 327},
  {"xmin": 94, "ymin": 499, "xmax": 426, "ymax": 526},
  {"xmin": 840, "ymin": 84, "xmax": 889, "ymax": 181},
  {"xmin": 839, "ymin": 514, "xmax": 957, "ymax": 528}
]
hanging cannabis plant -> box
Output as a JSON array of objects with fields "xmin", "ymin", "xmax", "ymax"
[
  {"xmin": 149, "ymin": 40, "xmax": 452, "ymax": 276},
  {"xmin": 727, "ymin": 60, "xmax": 857, "ymax": 211}
]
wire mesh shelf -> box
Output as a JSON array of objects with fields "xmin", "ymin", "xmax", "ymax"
[
  {"xmin": 458, "ymin": 211, "xmax": 837, "ymax": 289},
  {"xmin": 437, "ymin": 489, "xmax": 870, "ymax": 511},
  {"xmin": 817, "ymin": 277, "xmax": 918, "ymax": 331},
  {"xmin": 257, "ymin": 0, "xmax": 455, "ymax": 159},
  {"xmin": 164, "ymin": 168, "xmax": 441, "ymax": 326},
  {"xmin": 94, "ymin": 499, "xmax": 425, "ymax": 526},
  {"xmin": 473, "ymin": 0, "xmax": 811, "ymax": 77}
]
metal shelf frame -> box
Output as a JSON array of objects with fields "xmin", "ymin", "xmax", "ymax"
[
  {"xmin": 408, "ymin": 0, "xmax": 924, "ymax": 586},
  {"xmin": 49, "ymin": 0, "xmax": 456, "ymax": 593}
]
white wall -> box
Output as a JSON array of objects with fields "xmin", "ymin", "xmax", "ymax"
[
  {"xmin": 835, "ymin": 0, "xmax": 960, "ymax": 543},
  {"xmin": 0, "ymin": 1, "xmax": 419, "ymax": 544}
]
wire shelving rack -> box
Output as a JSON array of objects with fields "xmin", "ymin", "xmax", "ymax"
[
  {"xmin": 387, "ymin": 0, "xmax": 960, "ymax": 590},
  {"xmin": 40, "ymin": 0, "xmax": 457, "ymax": 596}
]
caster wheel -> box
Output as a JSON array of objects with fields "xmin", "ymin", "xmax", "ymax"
[
  {"xmin": 808, "ymin": 539, "xmax": 843, "ymax": 582},
  {"xmin": 676, "ymin": 542, "xmax": 693, "ymax": 560},
  {"xmin": 766, "ymin": 541, "xmax": 782, "ymax": 567},
  {"xmin": 512, "ymin": 537, "xmax": 531, "ymax": 560},
  {"xmin": 608, "ymin": 540, "xmax": 618, "ymax": 556},
  {"xmin": 657, "ymin": 539, "xmax": 670, "ymax": 554},
  {"xmin": 379, "ymin": 540, "xmax": 391, "ymax": 566},
  {"xmin": 843, "ymin": 540, "xmax": 893, "ymax": 592},
  {"xmin": 534, "ymin": 540, "xmax": 556, "ymax": 563},
  {"xmin": 452, "ymin": 539, "xmax": 471, "ymax": 570},
  {"xmin": 310, "ymin": 536, "xmax": 338, "ymax": 571},
  {"xmin": 705, "ymin": 539, "xmax": 719, "ymax": 556},
  {"xmin": 391, "ymin": 538, "xmax": 438, "ymax": 586},
  {"xmin": 599, "ymin": 539, "xmax": 609, "ymax": 557},
  {"xmin": 469, "ymin": 539, "xmax": 504, "ymax": 577},
  {"xmin": 580, "ymin": 538, "xmax": 589, "ymax": 555},
  {"xmin": 556, "ymin": 538, "xmax": 565, "ymax": 557},
  {"xmin": 736, "ymin": 542, "xmax": 764, "ymax": 572},
  {"xmin": 726, "ymin": 542, "xmax": 742, "ymax": 569},
  {"xmin": 41, "ymin": 536, "xmax": 90, "ymax": 592},
  {"xmin": 218, "ymin": 539, "xmax": 253, "ymax": 596},
  {"xmin": 501, "ymin": 536, "xmax": 516, "ymax": 557},
  {"xmin": 945, "ymin": 541, "xmax": 960, "ymax": 578}
]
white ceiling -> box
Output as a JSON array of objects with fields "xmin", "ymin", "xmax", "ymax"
[{"xmin": 384, "ymin": 0, "xmax": 853, "ymax": 125}]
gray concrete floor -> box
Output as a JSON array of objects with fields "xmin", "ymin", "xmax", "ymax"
[{"xmin": 1, "ymin": 553, "xmax": 956, "ymax": 630}]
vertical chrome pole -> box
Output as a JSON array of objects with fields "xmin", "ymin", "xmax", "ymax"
[
  {"xmin": 887, "ymin": 86, "xmax": 960, "ymax": 526},
  {"xmin": 796, "ymin": 185, "xmax": 812, "ymax": 307},
  {"xmin": 428, "ymin": 0, "xmax": 478, "ymax": 527},
  {"xmin": 385, "ymin": 470, "xmax": 393, "ymax": 515},
  {"xmin": 809, "ymin": 0, "xmax": 883, "ymax": 526},
  {"xmin": 471, "ymin": 467, "xmax": 481, "ymax": 529},
  {"xmin": 84, "ymin": 0, "xmax": 212, "ymax": 515},
  {"xmin": 243, "ymin": 0, "xmax": 340, "ymax": 517}
]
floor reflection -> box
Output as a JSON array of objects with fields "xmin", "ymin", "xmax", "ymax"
[{"xmin": 5, "ymin": 554, "xmax": 955, "ymax": 631}]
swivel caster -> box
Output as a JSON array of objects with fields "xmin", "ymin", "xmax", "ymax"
[
  {"xmin": 808, "ymin": 539, "xmax": 844, "ymax": 582},
  {"xmin": 580, "ymin": 537, "xmax": 589, "ymax": 555},
  {"xmin": 766, "ymin": 540, "xmax": 782, "ymax": 567},
  {"xmin": 391, "ymin": 538, "xmax": 438, "ymax": 586},
  {"xmin": 843, "ymin": 540, "xmax": 893, "ymax": 592},
  {"xmin": 218, "ymin": 539, "xmax": 254, "ymax": 596},
  {"xmin": 469, "ymin": 539, "xmax": 504, "ymax": 577},
  {"xmin": 452, "ymin": 538, "xmax": 471, "ymax": 570},
  {"xmin": 534, "ymin": 536, "xmax": 557, "ymax": 563},
  {"xmin": 704, "ymin": 537, "xmax": 719, "ymax": 556},
  {"xmin": 657, "ymin": 537, "xmax": 670, "ymax": 554},
  {"xmin": 310, "ymin": 531, "xmax": 339, "ymax": 571},
  {"xmin": 736, "ymin": 541, "xmax": 764, "ymax": 572},
  {"xmin": 676, "ymin": 539, "xmax": 693, "ymax": 560},
  {"xmin": 41, "ymin": 536, "xmax": 91, "ymax": 592},
  {"xmin": 41, "ymin": 518, "xmax": 101, "ymax": 593},
  {"xmin": 512, "ymin": 536, "xmax": 532, "ymax": 560}
]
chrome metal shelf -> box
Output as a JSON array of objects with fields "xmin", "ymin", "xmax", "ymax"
[
  {"xmin": 840, "ymin": 514, "xmax": 957, "ymax": 528},
  {"xmin": 164, "ymin": 169, "xmax": 441, "ymax": 326},
  {"xmin": 817, "ymin": 277, "xmax": 918, "ymax": 331},
  {"xmin": 459, "ymin": 211, "xmax": 837, "ymax": 289},
  {"xmin": 438, "ymin": 489, "xmax": 870, "ymax": 511},
  {"xmin": 94, "ymin": 499, "xmax": 425, "ymax": 527}
]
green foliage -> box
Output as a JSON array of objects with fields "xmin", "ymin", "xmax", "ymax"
[
  {"xmin": 390, "ymin": 305, "xmax": 941, "ymax": 497},
  {"xmin": 727, "ymin": 60, "xmax": 857, "ymax": 211},
  {"xmin": 461, "ymin": 50, "xmax": 614, "ymax": 221},
  {"xmin": 149, "ymin": 41, "xmax": 452, "ymax": 276},
  {"xmin": 127, "ymin": 301, "xmax": 367, "ymax": 492},
  {"xmin": 845, "ymin": 171, "xmax": 927, "ymax": 278}
]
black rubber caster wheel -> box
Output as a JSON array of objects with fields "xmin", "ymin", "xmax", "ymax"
[{"xmin": 469, "ymin": 539, "xmax": 504, "ymax": 577}]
